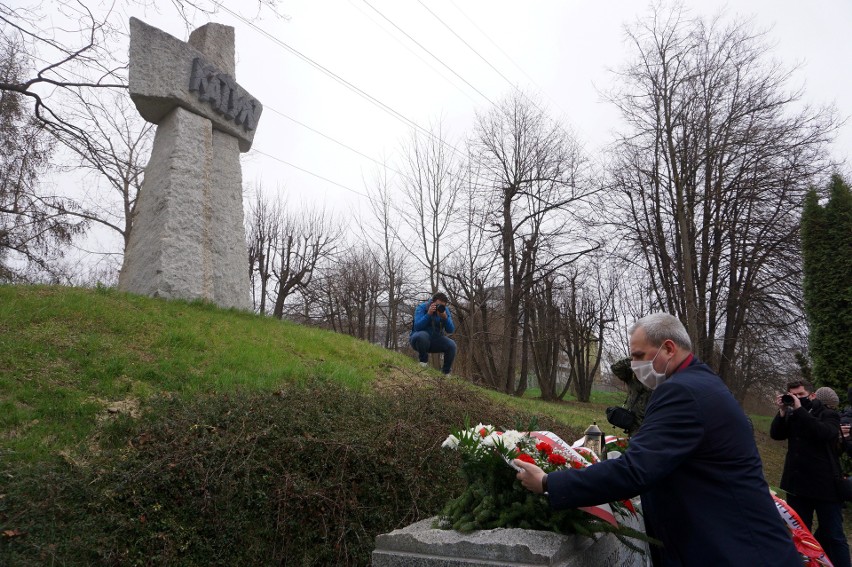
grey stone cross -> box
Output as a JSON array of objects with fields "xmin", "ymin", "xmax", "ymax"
[{"xmin": 118, "ymin": 17, "xmax": 263, "ymax": 311}]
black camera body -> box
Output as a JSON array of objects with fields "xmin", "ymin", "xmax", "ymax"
[
  {"xmin": 436, "ymin": 304, "xmax": 446, "ymax": 313},
  {"xmin": 606, "ymin": 406, "xmax": 639, "ymax": 433}
]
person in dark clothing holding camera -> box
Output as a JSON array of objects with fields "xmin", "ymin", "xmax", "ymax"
[
  {"xmin": 770, "ymin": 381, "xmax": 850, "ymax": 567},
  {"xmin": 409, "ymin": 292, "xmax": 456, "ymax": 375}
]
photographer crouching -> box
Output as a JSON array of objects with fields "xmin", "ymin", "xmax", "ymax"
[
  {"xmin": 770, "ymin": 381, "xmax": 850, "ymax": 567},
  {"xmin": 409, "ymin": 292, "xmax": 456, "ymax": 376}
]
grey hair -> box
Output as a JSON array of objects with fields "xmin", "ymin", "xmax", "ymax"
[{"xmin": 629, "ymin": 313, "xmax": 692, "ymax": 351}]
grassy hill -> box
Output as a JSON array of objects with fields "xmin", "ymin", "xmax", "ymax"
[{"xmin": 0, "ymin": 285, "xmax": 803, "ymax": 564}]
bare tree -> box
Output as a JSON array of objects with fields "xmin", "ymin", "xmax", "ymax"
[
  {"xmin": 526, "ymin": 276, "xmax": 562, "ymax": 400},
  {"xmin": 246, "ymin": 185, "xmax": 282, "ymax": 314},
  {"xmin": 0, "ymin": 2, "xmax": 127, "ymax": 154},
  {"xmin": 360, "ymin": 166, "xmax": 412, "ymax": 349},
  {"xmin": 469, "ymin": 92, "xmax": 596, "ymax": 394},
  {"xmin": 559, "ymin": 264, "xmax": 617, "ymax": 403},
  {"xmin": 396, "ymin": 120, "xmax": 462, "ymax": 294},
  {"xmin": 441, "ymin": 162, "xmax": 501, "ymax": 384},
  {"xmin": 604, "ymin": 6, "xmax": 839, "ymax": 385},
  {"xmin": 270, "ymin": 204, "xmax": 343, "ymax": 320},
  {"xmin": 48, "ymin": 88, "xmax": 153, "ymax": 253},
  {"xmin": 318, "ymin": 246, "xmax": 384, "ymax": 341}
]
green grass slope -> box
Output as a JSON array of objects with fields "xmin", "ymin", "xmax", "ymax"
[
  {"xmin": 0, "ymin": 285, "xmax": 805, "ymax": 565},
  {"xmin": 0, "ymin": 285, "xmax": 406, "ymax": 464}
]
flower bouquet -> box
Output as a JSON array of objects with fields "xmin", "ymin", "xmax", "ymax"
[{"xmin": 435, "ymin": 423, "xmax": 646, "ymax": 547}]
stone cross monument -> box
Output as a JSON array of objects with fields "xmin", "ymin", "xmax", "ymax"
[{"xmin": 118, "ymin": 17, "xmax": 263, "ymax": 311}]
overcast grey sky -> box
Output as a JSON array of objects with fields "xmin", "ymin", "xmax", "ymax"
[
  {"xmin": 4, "ymin": 0, "xmax": 834, "ymax": 380},
  {"xmin": 78, "ymin": 0, "xmax": 852, "ymax": 266}
]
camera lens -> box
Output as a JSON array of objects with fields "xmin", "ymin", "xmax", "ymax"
[
  {"xmin": 436, "ymin": 304, "xmax": 446, "ymax": 313},
  {"xmin": 781, "ymin": 394, "xmax": 794, "ymax": 405}
]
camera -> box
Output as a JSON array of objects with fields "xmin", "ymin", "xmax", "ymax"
[
  {"xmin": 781, "ymin": 394, "xmax": 794, "ymax": 405},
  {"xmin": 606, "ymin": 406, "xmax": 638, "ymax": 433},
  {"xmin": 436, "ymin": 304, "xmax": 446, "ymax": 313}
]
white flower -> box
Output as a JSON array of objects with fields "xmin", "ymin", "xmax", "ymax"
[
  {"xmin": 442, "ymin": 434, "xmax": 460, "ymax": 450},
  {"xmin": 481, "ymin": 431, "xmax": 502, "ymax": 447},
  {"xmin": 500, "ymin": 430, "xmax": 526, "ymax": 452}
]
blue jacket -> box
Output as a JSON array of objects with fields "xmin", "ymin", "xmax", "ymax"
[
  {"xmin": 410, "ymin": 301, "xmax": 455, "ymax": 339},
  {"xmin": 546, "ymin": 357, "xmax": 800, "ymax": 567}
]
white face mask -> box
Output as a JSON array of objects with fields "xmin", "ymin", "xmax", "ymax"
[{"xmin": 631, "ymin": 345, "xmax": 669, "ymax": 390}]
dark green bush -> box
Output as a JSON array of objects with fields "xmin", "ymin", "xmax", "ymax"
[{"xmin": 0, "ymin": 379, "xmax": 574, "ymax": 566}]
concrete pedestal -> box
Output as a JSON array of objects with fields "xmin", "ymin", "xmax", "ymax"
[{"xmin": 373, "ymin": 516, "xmax": 650, "ymax": 567}]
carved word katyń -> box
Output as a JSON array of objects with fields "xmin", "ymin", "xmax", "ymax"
[{"xmin": 189, "ymin": 57, "xmax": 259, "ymax": 132}]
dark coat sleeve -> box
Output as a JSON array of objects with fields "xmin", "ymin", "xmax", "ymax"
[{"xmin": 546, "ymin": 378, "xmax": 703, "ymax": 509}]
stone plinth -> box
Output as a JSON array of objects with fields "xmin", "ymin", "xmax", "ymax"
[{"xmin": 372, "ymin": 517, "xmax": 650, "ymax": 567}]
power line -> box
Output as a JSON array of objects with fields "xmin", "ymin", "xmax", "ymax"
[
  {"xmin": 360, "ymin": 0, "xmax": 496, "ymax": 107},
  {"xmin": 416, "ymin": 0, "xmax": 518, "ymax": 94},
  {"xmin": 345, "ymin": 0, "xmax": 480, "ymax": 107},
  {"xmin": 252, "ymin": 148, "xmax": 368, "ymax": 199},
  {"xmin": 264, "ymin": 103, "xmax": 409, "ymax": 180},
  {"xmin": 212, "ymin": 0, "xmax": 467, "ymax": 161},
  {"xmin": 446, "ymin": 0, "xmax": 569, "ymax": 118}
]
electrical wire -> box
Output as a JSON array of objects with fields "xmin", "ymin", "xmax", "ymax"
[
  {"xmin": 252, "ymin": 147, "xmax": 369, "ymax": 198},
  {"xmin": 212, "ymin": 0, "xmax": 467, "ymax": 160},
  {"xmin": 360, "ymin": 0, "xmax": 496, "ymax": 107},
  {"xmin": 264, "ymin": 103, "xmax": 409, "ymax": 180}
]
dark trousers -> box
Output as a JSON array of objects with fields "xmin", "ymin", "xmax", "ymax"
[
  {"xmin": 786, "ymin": 493, "xmax": 851, "ymax": 567},
  {"xmin": 409, "ymin": 331, "xmax": 456, "ymax": 374}
]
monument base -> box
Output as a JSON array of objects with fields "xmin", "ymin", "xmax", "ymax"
[{"xmin": 372, "ymin": 516, "xmax": 650, "ymax": 567}]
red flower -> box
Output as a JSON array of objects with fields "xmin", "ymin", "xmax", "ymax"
[
  {"xmin": 547, "ymin": 453, "xmax": 567, "ymax": 466},
  {"xmin": 535, "ymin": 442, "xmax": 553, "ymax": 454},
  {"xmin": 516, "ymin": 453, "xmax": 536, "ymax": 465},
  {"xmin": 571, "ymin": 459, "xmax": 584, "ymax": 469},
  {"xmin": 479, "ymin": 428, "xmax": 487, "ymax": 438}
]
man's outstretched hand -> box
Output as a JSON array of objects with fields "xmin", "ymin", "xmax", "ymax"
[{"xmin": 514, "ymin": 459, "xmax": 547, "ymax": 494}]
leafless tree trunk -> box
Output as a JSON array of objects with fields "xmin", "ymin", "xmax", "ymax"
[
  {"xmin": 396, "ymin": 120, "xmax": 461, "ymax": 294},
  {"xmin": 361, "ymin": 166, "xmax": 411, "ymax": 349},
  {"xmin": 604, "ymin": 6, "xmax": 838, "ymax": 385},
  {"xmin": 47, "ymin": 88, "xmax": 153, "ymax": 253},
  {"xmin": 441, "ymin": 163, "xmax": 501, "ymax": 386},
  {"xmin": 316, "ymin": 246, "xmax": 384, "ymax": 341},
  {"xmin": 469, "ymin": 92, "xmax": 596, "ymax": 394},
  {"xmin": 270, "ymin": 204, "xmax": 342, "ymax": 320},
  {"xmin": 559, "ymin": 264, "xmax": 616, "ymax": 402},
  {"xmin": 527, "ymin": 277, "xmax": 561, "ymax": 400},
  {"xmin": 246, "ymin": 186, "xmax": 282, "ymax": 314}
]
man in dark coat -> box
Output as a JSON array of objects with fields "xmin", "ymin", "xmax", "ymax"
[
  {"xmin": 514, "ymin": 313, "xmax": 800, "ymax": 567},
  {"xmin": 770, "ymin": 382, "xmax": 850, "ymax": 567}
]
